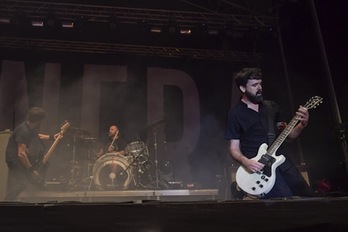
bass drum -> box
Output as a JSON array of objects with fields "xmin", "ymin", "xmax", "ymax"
[{"xmin": 92, "ymin": 153, "xmax": 133, "ymax": 190}]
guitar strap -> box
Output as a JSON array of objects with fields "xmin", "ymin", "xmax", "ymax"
[{"xmin": 264, "ymin": 100, "xmax": 276, "ymax": 145}]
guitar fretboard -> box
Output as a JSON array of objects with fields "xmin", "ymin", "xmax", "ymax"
[{"xmin": 267, "ymin": 116, "xmax": 299, "ymax": 155}]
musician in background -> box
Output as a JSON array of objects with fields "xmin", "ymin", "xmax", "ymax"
[
  {"xmin": 96, "ymin": 124, "xmax": 127, "ymax": 158},
  {"xmin": 5, "ymin": 107, "xmax": 58, "ymax": 200},
  {"xmin": 225, "ymin": 67, "xmax": 314, "ymax": 199}
]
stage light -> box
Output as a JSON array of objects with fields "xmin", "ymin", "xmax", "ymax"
[
  {"xmin": 207, "ymin": 28, "xmax": 219, "ymax": 35},
  {"xmin": 31, "ymin": 20, "xmax": 44, "ymax": 27},
  {"xmin": 150, "ymin": 26, "xmax": 162, "ymax": 33},
  {"xmin": 180, "ymin": 29, "xmax": 192, "ymax": 35},
  {"xmin": 0, "ymin": 18, "xmax": 10, "ymax": 24},
  {"xmin": 61, "ymin": 21, "xmax": 74, "ymax": 28}
]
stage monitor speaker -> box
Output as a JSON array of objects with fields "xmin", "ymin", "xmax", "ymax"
[{"xmin": 0, "ymin": 130, "xmax": 11, "ymax": 201}]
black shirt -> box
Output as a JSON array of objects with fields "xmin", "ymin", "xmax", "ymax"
[
  {"xmin": 100, "ymin": 135, "xmax": 127, "ymax": 154},
  {"xmin": 225, "ymin": 100, "xmax": 284, "ymax": 158},
  {"xmin": 6, "ymin": 122, "xmax": 43, "ymax": 164}
]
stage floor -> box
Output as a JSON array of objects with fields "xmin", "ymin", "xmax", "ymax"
[
  {"xmin": 1, "ymin": 196, "xmax": 348, "ymax": 232},
  {"xmin": 18, "ymin": 188, "xmax": 219, "ymax": 203}
]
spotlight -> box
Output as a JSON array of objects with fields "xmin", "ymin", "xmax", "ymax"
[
  {"xmin": 179, "ymin": 29, "xmax": 192, "ymax": 35},
  {"xmin": 0, "ymin": 17, "xmax": 10, "ymax": 24},
  {"xmin": 31, "ymin": 20, "xmax": 44, "ymax": 27},
  {"xmin": 61, "ymin": 21, "xmax": 74, "ymax": 28},
  {"xmin": 150, "ymin": 26, "xmax": 162, "ymax": 33},
  {"xmin": 207, "ymin": 28, "xmax": 219, "ymax": 35}
]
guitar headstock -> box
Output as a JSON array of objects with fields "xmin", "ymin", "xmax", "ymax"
[
  {"xmin": 303, "ymin": 96, "xmax": 323, "ymax": 110},
  {"xmin": 60, "ymin": 121, "xmax": 70, "ymax": 133}
]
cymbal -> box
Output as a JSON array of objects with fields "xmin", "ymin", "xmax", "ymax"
[
  {"xmin": 77, "ymin": 137, "xmax": 97, "ymax": 142},
  {"xmin": 66, "ymin": 127, "xmax": 91, "ymax": 141},
  {"xmin": 67, "ymin": 127, "xmax": 89, "ymax": 133},
  {"xmin": 144, "ymin": 119, "xmax": 165, "ymax": 131},
  {"xmin": 76, "ymin": 137, "xmax": 100, "ymax": 148}
]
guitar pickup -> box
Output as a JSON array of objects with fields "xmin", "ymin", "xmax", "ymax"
[
  {"xmin": 258, "ymin": 154, "xmax": 276, "ymax": 177},
  {"xmin": 258, "ymin": 154, "xmax": 273, "ymax": 164}
]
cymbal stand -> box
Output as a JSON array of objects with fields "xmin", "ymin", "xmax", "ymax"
[
  {"xmin": 153, "ymin": 132, "xmax": 159, "ymax": 189},
  {"xmin": 69, "ymin": 135, "xmax": 78, "ymax": 190},
  {"xmin": 126, "ymin": 150, "xmax": 147, "ymax": 189}
]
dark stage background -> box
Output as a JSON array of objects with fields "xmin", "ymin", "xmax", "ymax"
[{"xmin": 0, "ymin": 0, "xmax": 347, "ymax": 195}]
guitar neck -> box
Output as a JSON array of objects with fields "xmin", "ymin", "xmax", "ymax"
[
  {"xmin": 41, "ymin": 136, "xmax": 61, "ymax": 165},
  {"xmin": 267, "ymin": 116, "xmax": 300, "ymax": 155}
]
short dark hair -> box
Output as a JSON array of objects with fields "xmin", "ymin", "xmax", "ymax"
[
  {"xmin": 234, "ymin": 67, "xmax": 262, "ymax": 88},
  {"xmin": 26, "ymin": 107, "xmax": 46, "ymax": 123}
]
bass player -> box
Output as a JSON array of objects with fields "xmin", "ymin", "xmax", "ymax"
[{"xmin": 5, "ymin": 107, "xmax": 60, "ymax": 200}]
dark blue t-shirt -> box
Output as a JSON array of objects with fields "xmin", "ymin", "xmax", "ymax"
[
  {"xmin": 6, "ymin": 122, "xmax": 42, "ymax": 163},
  {"xmin": 225, "ymin": 100, "xmax": 284, "ymax": 158}
]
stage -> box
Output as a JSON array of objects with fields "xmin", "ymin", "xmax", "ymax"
[
  {"xmin": 17, "ymin": 189, "xmax": 219, "ymax": 203},
  {"xmin": 0, "ymin": 188, "xmax": 348, "ymax": 232}
]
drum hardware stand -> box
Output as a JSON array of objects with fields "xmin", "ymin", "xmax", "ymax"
[
  {"xmin": 68, "ymin": 134, "xmax": 79, "ymax": 190},
  {"xmin": 87, "ymin": 174, "xmax": 94, "ymax": 190},
  {"xmin": 146, "ymin": 132, "xmax": 171, "ymax": 189},
  {"xmin": 124, "ymin": 151, "xmax": 148, "ymax": 189},
  {"xmin": 153, "ymin": 132, "xmax": 160, "ymax": 189},
  {"xmin": 138, "ymin": 132, "xmax": 169, "ymax": 189},
  {"xmin": 69, "ymin": 136, "xmax": 95, "ymax": 191}
]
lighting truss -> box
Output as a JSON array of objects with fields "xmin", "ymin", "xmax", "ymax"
[
  {"xmin": 0, "ymin": 36, "xmax": 262, "ymax": 62},
  {"xmin": 0, "ymin": 0, "xmax": 275, "ymax": 62},
  {"xmin": 0, "ymin": 0, "xmax": 276, "ymax": 30}
]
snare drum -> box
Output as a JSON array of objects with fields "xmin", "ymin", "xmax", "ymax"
[{"xmin": 92, "ymin": 153, "xmax": 133, "ymax": 190}]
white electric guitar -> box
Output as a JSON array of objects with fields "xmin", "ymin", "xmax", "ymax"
[{"xmin": 235, "ymin": 96, "xmax": 323, "ymax": 197}]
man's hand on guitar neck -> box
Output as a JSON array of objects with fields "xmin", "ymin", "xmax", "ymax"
[{"xmin": 38, "ymin": 132, "xmax": 62, "ymax": 141}]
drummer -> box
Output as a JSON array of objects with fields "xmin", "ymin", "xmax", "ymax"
[{"xmin": 96, "ymin": 124, "xmax": 128, "ymax": 158}]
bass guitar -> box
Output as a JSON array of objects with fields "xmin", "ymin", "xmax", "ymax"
[
  {"xmin": 32, "ymin": 121, "xmax": 70, "ymax": 183},
  {"xmin": 235, "ymin": 96, "xmax": 323, "ymax": 197}
]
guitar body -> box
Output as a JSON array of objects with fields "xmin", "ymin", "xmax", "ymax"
[
  {"xmin": 235, "ymin": 143, "xmax": 286, "ymax": 197},
  {"xmin": 28, "ymin": 148, "xmax": 48, "ymax": 186},
  {"xmin": 29, "ymin": 161, "xmax": 49, "ymax": 186},
  {"xmin": 32, "ymin": 157, "xmax": 49, "ymax": 183}
]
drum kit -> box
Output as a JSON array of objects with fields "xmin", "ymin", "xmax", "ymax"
[{"xmin": 65, "ymin": 123, "xmax": 171, "ymax": 191}]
